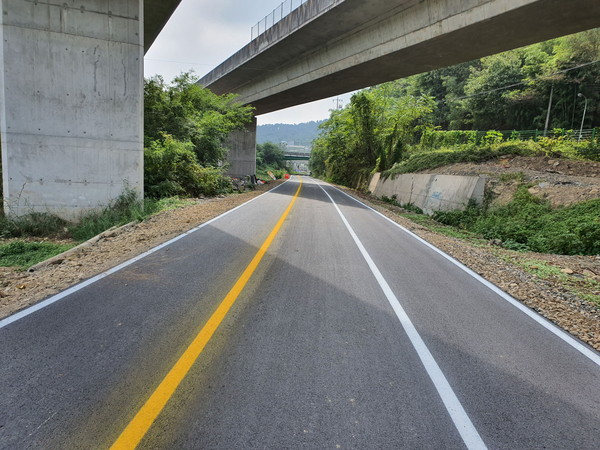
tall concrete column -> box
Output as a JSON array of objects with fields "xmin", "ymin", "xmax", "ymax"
[
  {"xmin": 226, "ymin": 117, "xmax": 257, "ymax": 177},
  {"xmin": 0, "ymin": 0, "xmax": 144, "ymax": 220}
]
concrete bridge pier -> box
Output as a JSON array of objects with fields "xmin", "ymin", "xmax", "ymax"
[
  {"xmin": 0, "ymin": 0, "xmax": 144, "ymax": 220},
  {"xmin": 225, "ymin": 116, "xmax": 257, "ymax": 177}
]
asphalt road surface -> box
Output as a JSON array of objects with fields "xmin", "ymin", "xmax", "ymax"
[{"xmin": 1, "ymin": 177, "xmax": 599, "ymax": 449}]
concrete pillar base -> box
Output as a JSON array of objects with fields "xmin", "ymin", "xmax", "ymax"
[
  {"xmin": 0, "ymin": 0, "xmax": 144, "ymax": 220},
  {"xmin": 225, "ymin": 117, "xmax": 257, "ymax": 178}
]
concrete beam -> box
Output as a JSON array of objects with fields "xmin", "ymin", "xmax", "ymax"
[
  {"xmin": 1, "ymin": 0, "xmax": 144, "ymax": 219},
  {"xmin": 200, "ymin": 0, "xmax": 600, "ymax": 115},
  {"xmin": 144, "ymin": 0, "xmax": 182, "ymax": 52}
]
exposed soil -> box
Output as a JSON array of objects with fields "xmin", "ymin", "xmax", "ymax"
[
  {"xmin": 1, "ymin": 161, "xmax": 599, "ymax": 352},
  {"xmin": 431, "ymin": 156, "xmax": 600, "ymax": 207}
]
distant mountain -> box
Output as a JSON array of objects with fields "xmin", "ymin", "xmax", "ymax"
[{"xmin": 257, "ymin": 120, "xmax": 325, "ymax": 147}]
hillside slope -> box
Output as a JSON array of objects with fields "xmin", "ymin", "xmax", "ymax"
[{"xmin": 425, "ymin": 156, "xmax": 600, "ymax": 207}]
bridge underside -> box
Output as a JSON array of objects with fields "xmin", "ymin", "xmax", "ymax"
[{"xmin": 201, "ymin": 0, "xmax": 600, "ymax": 115}]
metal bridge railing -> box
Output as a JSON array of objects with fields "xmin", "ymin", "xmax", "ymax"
[
  {"xmin": 250, "ymin": 0, "xmax": 344, "ymax": 41},
  {"xmin": 251, "ymin": 0, "xmax": 309, "ymax": 40}
]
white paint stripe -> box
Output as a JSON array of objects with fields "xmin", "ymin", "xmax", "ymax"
[
  {"xmin": 0, "ymin": 181, "xmax": 290, "ymax": 330},
  {"xmin": 316, "ymin": 182, "xmax": 487, "ymax": 450},
  {"xmin": 318, "ymin": 179, "xmax": 600, "ymax": 368}
]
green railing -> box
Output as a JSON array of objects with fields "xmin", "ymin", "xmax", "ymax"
[
  {"xmin": 500, "ymin": 128, "xmax": 599, "ymax": 142},
  {"xmin": 420, "ymin": 127, "xmax": 600, "ymax": 148}
]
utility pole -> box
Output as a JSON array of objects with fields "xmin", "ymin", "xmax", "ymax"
[
  {"xmin": 578, "ymin": 93, "xmax": 588, "ymax": 142},
  {"xmin": 543, "ymin": 84, "xmax": 554, "ymax": 136},
  {"xmin": 333, "ymin": 97, "xmax": 343, "ymax": 110}
]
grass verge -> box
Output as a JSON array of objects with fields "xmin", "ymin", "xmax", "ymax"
[
  {"xmin": 0, "ymin": 193, "xmax": 196, "ymax": 268},
  {"xmin": 0, "ymin": 241, "xmax": 74, "ymax": 270}
]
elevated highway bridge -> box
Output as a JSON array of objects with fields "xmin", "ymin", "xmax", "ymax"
[{"xmin": 200, "ymin": 0, "xmax": 600, "ymax": 176}]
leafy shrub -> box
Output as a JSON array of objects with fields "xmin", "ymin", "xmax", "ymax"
[
  {"xmin": 433, "ymin": 200, "xmax": 483, "ymax": 228},
  {"xmin": 432, "ymin": 187, "xmax": 600, "ymax": 255},
  {"xmin": 144, "ymin": 134, "xmax": 232, "ymax": 198}
]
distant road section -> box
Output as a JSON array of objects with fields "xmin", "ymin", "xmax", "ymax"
[{"xmin": 1, "ymin": 177, "xmax": 599, "ymax": 449}]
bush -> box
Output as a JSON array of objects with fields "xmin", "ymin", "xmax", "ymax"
[
  {"xmin": 383, "ymin": 137, "xmax": 600, "ymax": 177},
  {"xmin": 432, "ymin": 187, "xmax": 600, "ymax": 255},
  {"xmin": 433, "ymin": 200, "xmax": 483, "ymax": 228},
  {"xmin": 144, "ymin": 134, "xmax": 232, "ymax": 198}
]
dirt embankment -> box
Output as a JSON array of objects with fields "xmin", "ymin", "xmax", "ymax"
[{"xmin": 431, "ymin": 156, "xmax": 600, "ymax": 207}]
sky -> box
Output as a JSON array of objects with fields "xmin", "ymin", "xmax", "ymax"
[{"xmin": 144, "ymin": 0, "xmax": 354, "ymax": 125}]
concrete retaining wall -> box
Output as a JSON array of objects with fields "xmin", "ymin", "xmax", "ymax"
[{"xmin": 369, "ymin": 173, "xmax": 486, "ymax": 214}]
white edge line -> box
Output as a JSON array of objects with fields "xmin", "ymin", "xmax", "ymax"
[
  {"xmin": 316, "ymin": 181, "xmax": 487, "ymax": 450},
  {"xmin": 317, "ymin": 179, "xmax": 600, "ymax": 368},
  {"xmin": 0, "ymin": 181, "xmax": 290, "ymax": 330}
]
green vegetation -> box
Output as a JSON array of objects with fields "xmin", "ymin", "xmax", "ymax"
[
  {"xmin": 310, "ymin": 90, "xmax": 434, "ymax": 187},
  {"xmin": 383, "ymin": 138, "xmax": 599, "ymax": 177},
  {"xmin": 499, "ymin": 256, "xmax": 600, "ymax": 306},
  {"xmin": 0, "ymin": 191, "xmax": 196, "ymax": 266},
  {"xmin": 432, "ymin": 188, "xmax": 600, "ymax": 255},
  {"xmin": 310, "ymin": 29, "xmax": 600, "ymax": 187},
  {"xmin": 68, "ymin": 189, "xmax": 153, "ymax": 242},
  {"xmin": 144, "ymin": 72, "xmax": 253, "ymax": 197},
  {"xmin": 0, "ymin": 189, "xmax": 192, "ymax": 244},
  {"xmin": 380, "ymin": 194, "xmax": 424, "ymax": 214},
  {"xmin": 0, "ymin": 241, "xmax": 73, "ymax": 269},
  {"xmin": 0, "ymin": 212, "xmax": 68, "ymax": 239},
  {"xmin": 256, "ymin": 142, "xmax": 288, "ymax": 180},
  {"xmin": 145, "ymin": 135, "xmax": 232, "ymax": 198}
]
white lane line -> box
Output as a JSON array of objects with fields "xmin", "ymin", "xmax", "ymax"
[
  {"xmin": 316, "ymin": 182, "xmax": 487, "ymax": 450},
  {"xmin": 318, "ymin": 179, "xmax": 600, "ymax": 368},
  {"xmin": 0, "ymin": 181, "xmax": 290, "ymax": 330}
]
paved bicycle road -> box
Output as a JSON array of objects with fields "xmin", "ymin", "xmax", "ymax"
[{"xmin": 1, "ymin": 177, "xmax": 599, "ymax": 449}]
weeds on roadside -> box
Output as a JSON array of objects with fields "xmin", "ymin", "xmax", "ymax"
[
  {"xmin": 68, "ymin": 189, "xmax": 150, "ymax": 242},
  {"xmin": 381, "ymin": 194, "xmax": 424, "ymax": 214},
  {"xmin": 0, "ymin": 188, "xmax": 196, "ymax": 244},
  {"xmin": 432, "ymin": 188, "xmax": 600, "ymax": 255},
  {"xmin": 498, "ymin": 255, "xmax": 600, "ymax": 307},
  {"xmin": 0, "ymin": 240, "xmax": 73, "ymax": 269},
  {"xmin": 0, "ymin": 211, "xmax": 68, "ymax": 239}
]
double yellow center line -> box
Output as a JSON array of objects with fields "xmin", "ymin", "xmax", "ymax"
[{"xmin": 111, "ymin": 178, "xmax": 303, "ymax": 449}]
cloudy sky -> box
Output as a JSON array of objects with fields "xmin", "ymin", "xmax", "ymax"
[{"xmin": 144, "ymin": 0, "xmax": 354, "ymax": 125}]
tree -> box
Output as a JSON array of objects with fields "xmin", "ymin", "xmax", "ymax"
[
  {"xmin": 144, "ymin": 72, "xmax": 254, "ymax": 167},
  {"xmin": 256, "ymin": 142, "xmax": 287, "ymax": 170}
]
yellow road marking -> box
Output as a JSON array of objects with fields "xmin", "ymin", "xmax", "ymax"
[{"xmin": 111, "ymin": 178, "xmax": 303, "ymax": 449}]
